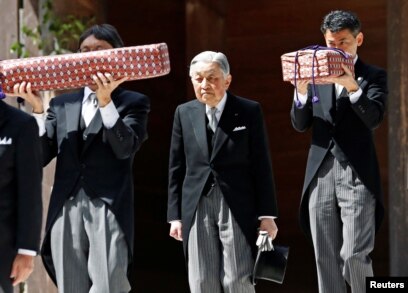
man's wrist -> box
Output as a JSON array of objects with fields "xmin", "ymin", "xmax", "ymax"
[
  {"xmin": 346, "ymin": 84, "xmax": 360, "ymax": 94},
  {"xmin": 32, "ymin": 106, "xmax": 44, "ymax": 114}
]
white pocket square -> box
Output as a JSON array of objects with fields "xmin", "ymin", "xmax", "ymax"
[
  {"xmin": 233, "ymin": 126, "xmax": 246, "ymax": 132},
  {"xmin": 0, "ymin": 137, "xmax": 12, "ymax": 145}
]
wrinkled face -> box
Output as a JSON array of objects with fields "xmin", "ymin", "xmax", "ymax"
[
  {"xmin": 324, "ymin": 29, "xmax": 363, "ymax": 58},
  {"xmin": 79, "ymin": 35, "xmax": 114, "ymax": 90},
  {"xmin": 190, "ymin": 62, "xmax": 232, "ymax": 107}
]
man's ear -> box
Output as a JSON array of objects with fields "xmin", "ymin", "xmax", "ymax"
[
  {"xmin": 356, "ymin": 32, "xmax": 364, "ymax": 47},
  {"xmin": 225, "ymin": 74, "xmax": 232, "ymax": 90}
]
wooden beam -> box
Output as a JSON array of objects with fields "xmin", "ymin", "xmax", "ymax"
[{"xmin": 388, "ymin": 0, "xmax": 408, "ymax": 276}]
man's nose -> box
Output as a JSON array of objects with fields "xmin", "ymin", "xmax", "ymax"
[{"xmin": 201, "ymin": 78, "xmax": 209, "ymax": 88}]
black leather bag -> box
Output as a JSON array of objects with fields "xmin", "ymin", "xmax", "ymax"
[{"xmin": 252, "ymin": 244, "xmax": 289, "ymax": 285}]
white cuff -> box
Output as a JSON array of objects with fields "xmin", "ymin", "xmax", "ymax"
[
  {"xmin": 17, "ymin": 249, "xmax": 37, "ymax": 256},
  {"xmin": 169, "ymin": 220, "xmax": 182, "ymax": 224},
  {"xmin": 32, "ymin": 112, "xmax": 46, "ymax": 136},
  {"xmin": 293, "ymin": 90, "xmax": 308, "ymax": 107},
  {"xmin": 99, "ymin": 100, "xmax": 120, "ymax": 129},
  {"xmin": 349, "ymin": 87, "xmax": 363, "ymax": 104},
  {"xmin": 258, "ymin": 216, "xmax": 277, "ymax": 220}
]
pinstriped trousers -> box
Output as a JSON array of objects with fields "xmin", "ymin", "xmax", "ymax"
[
  {"xmin": 308, "ymin": 154, "xmax": 376, "ymax": 293},
  {"xmin": 51, "ymin": 189, "xmax": 130, "ymax": 293},
  {"xmin": 188, "ymin": 184, "xmax": 255, "ymax": 293}
]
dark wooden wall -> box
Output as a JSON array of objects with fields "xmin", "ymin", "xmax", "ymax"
[
  {"xmin": 107, "ymin": 1, "xmax": 388, "ymax": 292},
  {"xmin": 388, "ymin": 0, "xmax": 408, "ymax": 276},
  {"xmin": 107, "ymin": 1, "xmax": 191, "ymax": 292}
]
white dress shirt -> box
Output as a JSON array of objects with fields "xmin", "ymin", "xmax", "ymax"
[{"xmin": 33, "ymin": 87, "xmax": 120, "ymax": 136}]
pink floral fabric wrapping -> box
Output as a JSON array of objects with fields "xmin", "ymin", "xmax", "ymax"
[
  {"xmin": 281, "ymin": 48, "xmax": 354, "ymax": 84},
  {"xmin": 0, "ymin": 43, "xmax": 170, "ymax": 93}
]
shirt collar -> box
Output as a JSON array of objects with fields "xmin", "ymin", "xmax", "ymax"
[
  {"xmin": 353, "ymin": 55, "xmax": 358, "ymax": 64},
  {"xmin": 206, "ymin": 92, "xmax": 227, "ymax": 114},
  {"xmin": 83, "ymin": 87, "xmax": 95, "ymax": 104}
]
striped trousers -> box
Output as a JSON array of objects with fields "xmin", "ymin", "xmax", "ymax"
[
  {"xmin": 188, "ymin": 184, "xmax": 255, "ymax": 293},
  {"xmin": 309, "ymin": 154, "xmax": 376, "ymax": 293},
  {"xmin": 51, "ymin": 189, "xmax": 130, "ymax": 293}
]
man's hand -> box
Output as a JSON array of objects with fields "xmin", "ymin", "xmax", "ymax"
[
  {"xmin": 322, "ymin": 63, "xmax": 359, "ymax": 92},
  {"xmin": 169, "ymin": 221, "xmax": 183, "ymax": 241},
  {"xmin": 10, "ymin": 254, "xmax": 35, "ymax": 286},
  {"xmin": 8, "ymin": 82, "xmax": 44, "ymax": 113},
  {"xmin": 291, "ymin": 80, "xmax": 309, "ymax": 95},
  {"xmin": 259, "ymin": 218, "xmax": 278, "ymax": 240},
  {"xmin": 92, "ymin": 72, "xmax": 128, "ymax": 107}
]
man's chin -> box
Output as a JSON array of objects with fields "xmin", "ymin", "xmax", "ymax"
[{"xmin": 197, "ymin": 96, "xmax": 212, "ymax": 106}]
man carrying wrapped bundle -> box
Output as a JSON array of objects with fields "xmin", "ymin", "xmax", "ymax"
[
  {"xmin": 288, "ymin": 10, "xmax": 387, "ymax": 293},
  {"xmin": 9, "ymin": 24, "xmax": 150, "ymax": 293}
]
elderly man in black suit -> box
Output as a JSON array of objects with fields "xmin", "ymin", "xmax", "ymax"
[
  {"xmin": 290, "ymin": 10, "xmax": 388, "ymax": 293},
  {"xmin": 11, "ymin": 24, "xmax": 150, "ymax": 293},
  {"xmin": 0, "ymin": 100, "xmax": 42, "ymax": 293},
  {"xmin": 168, "ymin": 51, "xmax": 278, "ymax": 293}
]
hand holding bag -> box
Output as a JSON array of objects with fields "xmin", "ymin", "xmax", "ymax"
[{"xmin": 252, "ymin": 231, "xmax": 289, "ymax": 285}]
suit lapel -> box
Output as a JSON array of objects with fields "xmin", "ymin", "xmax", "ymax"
[
  {"xmin": 211, "ymin": 94, "xmax": 236, "ymax": 161},
  {"xmin": 188, "ymin": 102, "xmax": 209, "ymax": 160},
  {"xmin": 318, "ymin": 85, "xmax": 335, "ymax": 124},
  {"xmin": 64, "ymin": 93, "xmax": 82, "ymax": 155},
  {"xmin": 0, "ymin": 101, "xmax": 8, "ymax": 129}
]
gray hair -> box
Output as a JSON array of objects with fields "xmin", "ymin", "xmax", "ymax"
[{"xmin": 189, "ymin": 51, "xmax": 230, "ymax": 77}]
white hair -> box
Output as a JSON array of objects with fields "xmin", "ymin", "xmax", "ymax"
[{"xmin": 189, "ymin": 51, "xmax": 230, "ymax": 77}]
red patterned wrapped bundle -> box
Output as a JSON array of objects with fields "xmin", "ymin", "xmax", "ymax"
[
  {"xmin": 281, "ymin": 46, "xmax": 354, "ymax": 84},
  {"xmin": 0, "ymin": 43, "xmax": 170, "ymax": 95}
]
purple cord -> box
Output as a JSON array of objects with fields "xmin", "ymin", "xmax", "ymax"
[
  {"xmin": 0, "ymin": 85, "xmax": 5, "ymax": 100},
  {"xmin": 0, "ymin": 71, "xmax": 5, "ymax": 99},
  {"xmin": 293, "ymin": 45, "xmax": 350, "ymax": 105}
]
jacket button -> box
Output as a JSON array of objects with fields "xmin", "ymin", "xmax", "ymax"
[
  {"xmin": 210, "ymin": 163, "xmax": 214, "ymax": 168},
  {"xmin": 81, "ymin": 163, "xmax": 86, "ymax": 169}
]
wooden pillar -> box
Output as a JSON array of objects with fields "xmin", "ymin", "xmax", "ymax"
[
  {"xmin": 0, "ymin": 0, "xmax": 19, "ymax": 108},
  {"xmin": 0, "ymin": 0, "xmax": 18, "ymax": 58},
  {"xmin": 388, "ymin": 0, "xmax": 408, "ymax": 276}
]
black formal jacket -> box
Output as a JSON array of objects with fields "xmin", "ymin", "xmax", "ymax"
[
  {"xmin": 40, "ymin": 87, "xmax": 150, "ymax": 284},
  {"xmin": 290, "ymin": 59, "xmax": 388, "ymax": 239},
  {"xmin": 168, "ymin": 92, "xmax": 278, "ymax": 259},
  {"xmin": 0, "ymin": 101, "xmax": 42, "ymax": 275}
]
